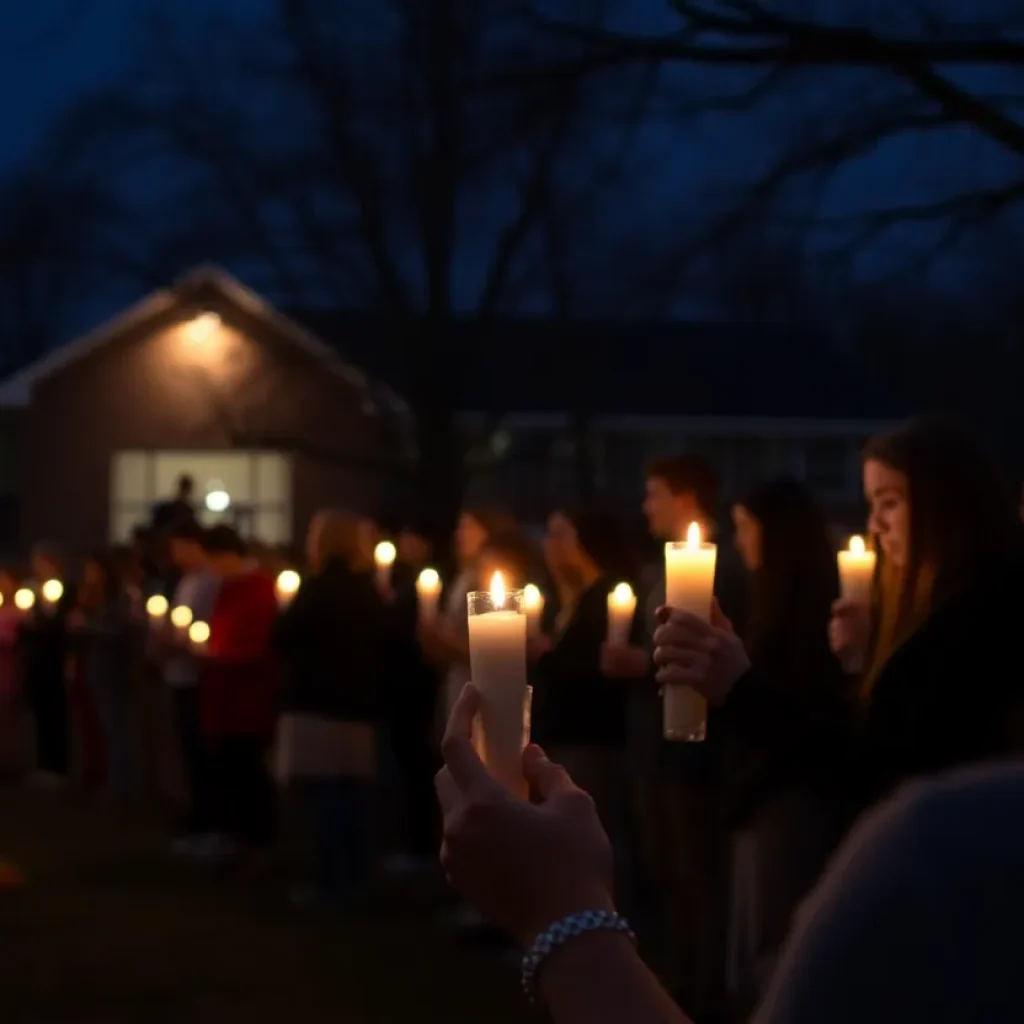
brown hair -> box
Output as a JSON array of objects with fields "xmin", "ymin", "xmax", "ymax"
[
  {"xmin": 461, "ymin": 505, "xmax": 518, "ymax": 542},
  {"xmin": 646, "ymin": 455, "xmax": 717, "ymax": 520},
  {"xmin": 861, "ymin": 416, "xmax": 1022, "ymax": 689},
  {"xmin": 308, "ymin": 509, "xmax": 363, "ymax": 571}
]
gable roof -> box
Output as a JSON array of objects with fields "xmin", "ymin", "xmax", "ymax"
[{"xmin": 0, "ymin": 266, "xmax": 408, "ymax": 416}]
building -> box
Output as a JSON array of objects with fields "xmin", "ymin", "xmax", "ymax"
[{"xmin": 0, "ymin": 267, "xmax": 407, "ymax": 554}]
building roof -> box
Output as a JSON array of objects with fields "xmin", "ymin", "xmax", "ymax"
[
  {"xmin": 289, "ymin": 311, "xmax": 908, "ymax": 423},
  {"xmin": 0, "ymin": 267, "xmax": 408, "ymax": 416}
]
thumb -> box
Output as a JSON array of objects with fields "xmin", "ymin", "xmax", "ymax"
[{"xmin": 523, "ymin": 744, "xmax": 576, "ymax": 801}]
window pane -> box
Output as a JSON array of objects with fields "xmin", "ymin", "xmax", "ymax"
[
  {"xmin": 255, "ymin": 453, "xmax": 289, "ymax": 503},
  {"xmin": 112, "ymin": 452, "xmax": 150, "ymax": 503},
  {"xmin": 154, "ymin": 452, "xmax": 255, "ymax": 506},
  {"xmin": 254, "ymin": 509, "xmax": 289, "ymax": 545}
]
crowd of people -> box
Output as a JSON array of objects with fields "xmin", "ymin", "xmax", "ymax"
[{"xmin": 2, "ymin": 415, "xmax": 1024, "ymax": 1023}]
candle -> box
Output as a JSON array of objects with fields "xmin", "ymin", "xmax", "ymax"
[
  {"xmin": 169, "ymin": 605, "xmax": 193, "ymax": 644},
  {"xmin": 467, "ymin": 571, "xmax": 528, "ymax": 797},
  {"xmin": 276, "ymin": 569, "xmax": 301, "ymax": 609},
  {"xmin": 146, "ymin": 594, "xmax": 169, "ymax": 626},
  {"xmin": 188, "ymin": 620, "xmax": 210, "ymax": 654},
  {"xmin": 374, "ymin": 540, "xmax": 396, "ymax": 589},
  {"xmin": 663, "ymin": 522, "xmax": 717, "ymax": 743},
  {"xmin": 838, "ymin": 535, "xmax": 876, "ymax": 607},
  {"xmin": 523, "ymin": 583, "xmax": 544, "ymax": 638},
  {"xmin": 40, "ymin": 578, "xmax": 63, "ymax": 612},
  {"xmin": 14, "ymin": 588, "xmax": 34, "ymax": 612},
  {"xmin": 416, "ymin": 567, "xmax": 441, "ymax": 624},
  {"xmin": 607, "ymin": 582, "xmax": 637, "ymax": 646}
]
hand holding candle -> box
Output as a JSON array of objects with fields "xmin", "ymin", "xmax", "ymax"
[
  {"xmin": 663, "ymin": 522, "xmax": 716, "ymax": 743},
  {"xmin": 40, "ymin": 579, "xmax": 63, "ymax": 613},
  {"xmin": 467, "ymin": 571, "xmax": 529, "ymax": 798},
  {"xmin": 837, "ymin": 535, "xmax": 876, "ymax": 607},
  {"xmin": 276, "ymin": 569, "xmax": 301, "ymax": 609},
  {"xmin": 606, "ymin": 582, "xmax": 637, "ymax": 647},
  {"xmin": 416, "ymin": 567, "xmax": 441, "ymax": 624},
  {"xmin": 374, "ymin": 541, "xmax": 396, "ymax": 591},
  {"xmin": 188, "ymin": 620, "xmax": 210, "ymax": 655},
  {"xmin": 14, "ymin": 588, "xmax": 34, "ymax": 614},
  {"xmin": 170, "ymin": 605, "xmax": 193, "ymax": 645},
  {"xmin": 146, "ymin": 594, "xmax": 168, "ymax": 625}
]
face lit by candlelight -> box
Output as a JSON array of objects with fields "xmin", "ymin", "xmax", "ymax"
[
  {"xmin": 456, "ymin": 512, "xmax": 489, "ymax": 567},
  {"xmin": 864, "ymin": 459, "xmax": 909, "ymax": 569},
  {"xmin": 731, "ymin": 504, "xmax": 763, "ymax": 572},
  {"xmin": 643, "ymin": 476, "xmax": 702, "ymax": 542}
]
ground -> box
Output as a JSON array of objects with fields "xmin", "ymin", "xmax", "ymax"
[{"xmin": 0, "ymin": 787, "xmax": 529, "ymax": 1024}]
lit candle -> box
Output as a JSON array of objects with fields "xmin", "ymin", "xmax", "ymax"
[
  {"xmin": 188, "ymin": 620, "xmax": 210, "ymax": 654},
  {"xmin": 169, "ymin": 605, "xmax": 193, "ymax": 644},
  {"xmin": 467, "ymin": 571, "xmax": 529, "ymax": 797},
  {"xmin": 146, "ymin": 594, "xmax": 169, "ymax": 627},
  {"xmin": 416, "ymin": 567, "xmax": 441, "ymax": 624},
  {"xmin": 523, "ymin": 583, "xmax": 544, "ymax": 639},
  {"xmin": 607, "ymin": 582, "xmax": 637, "ymax": 647},
  {"xmin": 40, "ymin": 578, "xmax": 63, "ymax": 613},
  {"xmin": 838, "ymin": 535, "xmax": 876, "ymax": 607},
  {"xmin": 374, "ymin": 540, "xmax": 396, "ymax": 590},
  {"xmin": 14, "ymin": 588, "xmax": 34, "ymax": 613},
  {"xmin": 663, "ymin": 522, "xmax": 717, "ymax": 743},
  {"xmin": 276, "ymin": 569, "xmax": 301, "ymax": 609}
]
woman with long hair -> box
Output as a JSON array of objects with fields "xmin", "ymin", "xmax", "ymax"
[
  {"xmin": 724, "ymin": 479, "xmax": 849, "ymax": 1010},
  {"xmin": 654, "ymin": 417, "xmax": 1024, "ymax": 836}
]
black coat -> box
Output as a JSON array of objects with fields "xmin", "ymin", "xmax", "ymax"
[{"xmin": 273, "ymin": 559, "xmax": 384, "ymax": 723}]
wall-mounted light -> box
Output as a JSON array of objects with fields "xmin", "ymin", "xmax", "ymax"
[
  {"xmin": 182, "ymin": 312, "xmax": 221, "ymax": 344},
  {"xmin": 205, "ymin": 485, "xmax": 231, "ymax": 513}
]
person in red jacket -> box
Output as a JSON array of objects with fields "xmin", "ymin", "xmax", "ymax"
[{"xmin": 197, "ymin": 526, "xmax": 281, "ymax": 865}]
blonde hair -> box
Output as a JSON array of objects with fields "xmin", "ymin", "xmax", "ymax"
[{"xmin": 307, "ymin": 509, "xmax": 362, "ymax": 571}]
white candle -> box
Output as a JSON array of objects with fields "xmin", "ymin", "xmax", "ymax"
[
  {"xmin": 523, "ymin": 583, "xmax": 544, "ymax": 638},
  {"xmin": 188, "ymin": 620, "xmax": 210, "ymax": 655},
  {"xmin": 663, "ymin": 522, "xmax": 717, "ymax": 743},
  {"xmin": 276, "ymin": 569, "xmax": 301, "ymax": 609},
  {"xmin": 416, "ymin": 567, "xmax": 441, "ymax": 624},
  {"xmin": 607, "ymin": 582, "xmax": 637, "ymax": 646},
  {"xmin": 146, "ymin": 594, "xmax": 169, "ymax": 627},
  {"xmin": 14, "ymin": 588, "xmax": 34, "ymax": 612},
  {"xmin": 467, "ymin": 571, "xmax": 528, "ymax": 798},
  {"xmin": 170, "ymin": 605, "xmax": 193, "ymax": 644},
  {"xmin": 838, "ymin": 535, "xmax": 876, "ymax": 606},
  {"xmin": 374, "ymin": 541, "xmax": 396, "ymax": 589},
  {"xmin": 40, "ymin": 578, "xmax": 63, "ymax": 612}
]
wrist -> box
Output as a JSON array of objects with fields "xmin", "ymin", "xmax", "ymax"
[{"xmin": 520, "ymin": 888, "xmax": 616, "ymax": 948}]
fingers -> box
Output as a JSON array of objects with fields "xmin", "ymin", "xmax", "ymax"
[
  {"xmin": 652, "ymin": 644, "xmax": 709, "ymax": 671},
  {"xmin": 656, "ymin": 663, "xmax": 704, "ymax": 688},
  {"xmin": 434, "ymin": 765, "xmax": 460, "ymax": 818},
  {"xmin": 653, "ymin": 618, "xmax": 715, "ymax": 650},
  {"xmin": 522, "ymin": 744, "xmax": 577, "ymax": 801},
  {"xmin": 710, "ymin": 597, "xmax": 733, "ymax": 632},
  {"xmin": 440, "ymin": 683, "xmax": 490, "ymax": 792}
]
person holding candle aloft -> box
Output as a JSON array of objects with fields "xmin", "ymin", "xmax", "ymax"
[
  {"xmin": 20, "ymin": 543, "xmax": 75, "ymax": 787},
  {"xmin": 655, "ymin": 417, "xmax": 1024, "ymax": 867},
  {"xmin": 530, "ymin": 510, "xmax": 640, "ymax": 895},
  {"xmin": 602, "ymin": 455, "xmax": 741, "ymax": 1017},
  {"xmin": 273, "ymin": 510, "xmax": 386, "ymax": 905},
  {"xmin": 719, "ymin": 479, "xmax": 849, "ymax": 1013}
]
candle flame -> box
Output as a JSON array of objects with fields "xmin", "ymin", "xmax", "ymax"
[
  {"xmin": 188, "ymin": 621, "xmax": 210, "ymax": 644},
  {"xmin": 41, "ymin": 579, "xmax": 63, "ymax": 604},
  {"xmin": 417, "ymin": 567, "xmax": 440, "ymax": 589},
  {"xmin": 276, "ymin": 569, "xmax": 301, "ymax": 594},
  {"xmin": 611, "ymin": 581, "xmax": 635, "ymax": 606},
  {"xmin": 14, "ymin": 588, "xmax": 34, "ymax": 611},
  {"xmin": 170, "ymin": 605, "xmax": 193, "ymax": 629},
  {"xmin": 523, "ymin": 583, "xmax": 542, "ymax": 610},
  {"xmin": 685, "ymin": 522, "xmax": 702, "ymax": 550},
  {"xmin": 849, "ymin": 535, "xmax": 866, "ymax": 555},
  {"xmin": 146, "ymin": 594, "xmax": 169, "ymax": 618},
  {"xmin": 490, "ymin": 571, "xmax": 506, "ymax": 609},
  {"xmin": 374, "ymin": 541, "xmax": 396, "ymax": 567}
]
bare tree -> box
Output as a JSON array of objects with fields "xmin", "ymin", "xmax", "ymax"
[{"xmin": 27, "ymin": 0, "xmax": 694, "ymax": 533}]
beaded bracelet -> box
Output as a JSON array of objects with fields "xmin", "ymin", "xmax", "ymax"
[{"xmin": 520, "ymin": 909, "xmax": 636, "ymax": 1004}]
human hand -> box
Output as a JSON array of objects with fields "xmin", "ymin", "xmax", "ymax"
[
  {"xmin": 435, "ymin": 684, "xmax": 615, "ymax": 947},
  {"xmin": 652, "ymin": 605, "xmax": 750, "ymax": 706},
  {"xmin": 599, "ymin": 643, "xmax": 650, "ymax": 679},
  {"xmin": 829, "ymin": 599, "xmax": 870, "ymax": 673}
]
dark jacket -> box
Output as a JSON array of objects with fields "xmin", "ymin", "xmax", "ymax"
[
  {"xmin": 273, "ymin": 558, "xmax": 384, "ymax": 723},
  {"xmin": 532, "ymin": 576, "xmax": 637, "ymax": 750},
  {"xmin": 721, "ymin": 556, "xmax": 1024, "ymax": 834},
  {"xmin": 19, "ymin": 584, "xmax": 77, "ymax": 689}
]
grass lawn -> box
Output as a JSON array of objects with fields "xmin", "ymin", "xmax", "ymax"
[{"xmin": 0, "ymin": 786, "xmax": 530, "ymax": 1023}]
